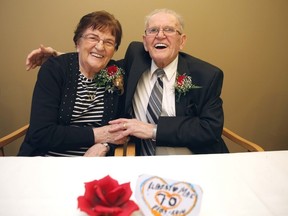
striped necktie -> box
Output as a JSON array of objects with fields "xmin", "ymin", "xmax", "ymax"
[{"xmin": 141, "ymin": 68, "xmax": 165, "ymax": 156}]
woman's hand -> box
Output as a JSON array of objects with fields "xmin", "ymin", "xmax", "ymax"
[
  {"xmin": 93, "ymin": 125, "xmax": 129, "ymax": 145},
  {"xmin": 26, "ymin": 44, "xmax": 60, "ymax": 71},
  {"xmin": 84, "ymin": 143, "xmax": 108, "ymax": 157}
]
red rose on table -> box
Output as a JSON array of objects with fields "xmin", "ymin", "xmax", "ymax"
[{"xmin": 77, "ymin": 175, "xmax": 139, "ymax": 216}]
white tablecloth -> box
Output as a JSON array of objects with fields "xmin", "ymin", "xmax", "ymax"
[{"xmin": 0, "ymin": 151, "xmax": 287, "ymax": 216}]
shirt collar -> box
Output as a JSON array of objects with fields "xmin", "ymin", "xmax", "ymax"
[{"xmin": 150, "ymin": 56, "xmax": 179, "ymax": 82}]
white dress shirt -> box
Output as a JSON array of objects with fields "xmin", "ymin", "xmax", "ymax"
[
  {"xmin": 132, "ymin": 56, "xmax": 193, "ymax": 155},
  {"xmin": 132, "ymin": 58, "xmax": 177, "ymax": 121}
]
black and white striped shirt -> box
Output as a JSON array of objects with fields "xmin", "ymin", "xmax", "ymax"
[{"xmin": 46, "ymin": 73, "xmax": 105, "ymax": 156}]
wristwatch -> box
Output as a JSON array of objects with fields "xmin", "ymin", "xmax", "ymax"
[{"xmin": 102, "ymin": 143, "xmax": 110, "ymax": 151}]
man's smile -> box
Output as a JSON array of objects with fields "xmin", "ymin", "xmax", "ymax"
[{"xmin": 154, "ymin": 43, "xmax": 168, "ymax": 49}]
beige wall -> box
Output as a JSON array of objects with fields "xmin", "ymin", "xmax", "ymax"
[{"xmin": 1, "ymin": 0, "xmax": 287, "ymax": 155}]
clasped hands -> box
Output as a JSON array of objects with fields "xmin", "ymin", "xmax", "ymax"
[{"xmin": 84, "ymin": 118, "xmax": 155, "ymax": 157}]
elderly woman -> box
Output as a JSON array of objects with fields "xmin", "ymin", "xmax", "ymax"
[{"xmin": 18, "ymin": 11, "xmax": 127, "ymax": 156}]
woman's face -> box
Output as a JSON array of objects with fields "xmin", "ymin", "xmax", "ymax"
[{"xmin": 77, "ymin": 27, "xmax": 116, "ymax": 77}]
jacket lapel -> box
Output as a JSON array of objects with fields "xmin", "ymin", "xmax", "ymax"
[
  {"xmin": 175, "ymin": 54, "xmax": 190, "ymax": 116},
  {"xmin": 125, "ymin": 53, "xmax": 151, "ymax": 114}
]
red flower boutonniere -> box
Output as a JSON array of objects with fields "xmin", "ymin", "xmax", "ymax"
[
  {"xmin": 95, "ymin": 65, "xmax": 125, "ymax": 95},
  {"xmin": 77, "ymin": 175, "xmax": 139, "ymax": 216},
  {"xmin": 175, "ymin": 73, "xmax": 201, "ymax": 102}
]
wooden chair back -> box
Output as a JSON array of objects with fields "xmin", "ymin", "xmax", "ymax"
[{"xmin": 0, "ymin": 124, "xmax": 29, "ymax": 156}]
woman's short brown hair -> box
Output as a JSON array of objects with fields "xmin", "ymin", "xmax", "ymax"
[{"xmin": 73, "ymin": 11, "xmax": 122, "ymax": 50}]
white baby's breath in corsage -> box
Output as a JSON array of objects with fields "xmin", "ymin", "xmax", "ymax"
[
  {"xmin": 175, "ymin": 73, "xmax": 201, "ymax": 102},
  {"xmin": 95, "ymin": 65, "xmax": 124, "ymax": 95}
]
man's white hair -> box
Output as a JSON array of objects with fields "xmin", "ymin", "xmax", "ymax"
[{"xmin": 144, "ymin": 8, "xmax": 184, "ymax": 33}]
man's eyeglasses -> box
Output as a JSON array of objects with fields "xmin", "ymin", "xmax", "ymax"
[
  {"xmin": 145, "ymin": 26, "xmax": 182, "ymax": 36},
  {"xmin": 81, "ymin": 34, "xmax": 116, "ymax": 49}
]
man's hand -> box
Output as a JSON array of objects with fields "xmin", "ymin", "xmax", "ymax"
[
  {"xmin": 26, "ymin": 44, "xmax": 59, "ymax": 71},
  {"xmin": 109, "ymin": 118, "xmax": 155, "ymax": 140}
]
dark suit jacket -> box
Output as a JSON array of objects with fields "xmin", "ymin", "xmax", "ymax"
[{"xmin": 123, "ymin": 41, "xmax": 229, "ymax": 154}]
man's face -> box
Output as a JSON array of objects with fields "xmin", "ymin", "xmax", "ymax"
[{"xmin": 143, "ymin": 12, "xmax": 186, "ymax": 68}]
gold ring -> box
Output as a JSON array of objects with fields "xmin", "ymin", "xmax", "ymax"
[{"xmin": 123, "ymin": 123, "xmax": 126, "ymax": 129}]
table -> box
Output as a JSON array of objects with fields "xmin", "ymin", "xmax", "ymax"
[{"xmin": 0, "ymin": 151, "xmax": 287, "ymax": 216}]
